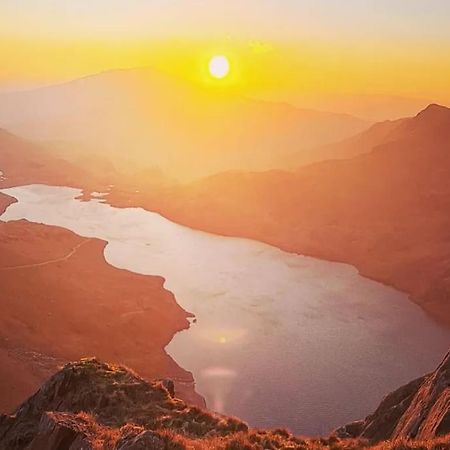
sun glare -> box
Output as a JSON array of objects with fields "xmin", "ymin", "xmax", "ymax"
[{"xmin": 208, "ymin": 55, "xmax": 230, "ymax": 79}]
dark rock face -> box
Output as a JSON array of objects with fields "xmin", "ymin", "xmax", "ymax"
[
  {"xmin": 337, "ymin": 350, "xmax": 450, "ymax": 443},
  {"xmin": 393, "ymin": 350, "xmax": 450, "ymax": 440},
  {"xmin": 26, "ymin": 412, "xmax": 95, "ymax": 450},
  {"xmin": 0, "ymin": 357, "xmax": 172, "ymax": 449},
  {"xmin": 116, "ymin": 430, "xmax": 165, "ymax": 450},
  {"xmin": 0, "ymin": 358, "xmax": 248, "ymax": 450},
  {"xmin": 161, "ymin": 378, "xmax": 175, "ymax": 398}
]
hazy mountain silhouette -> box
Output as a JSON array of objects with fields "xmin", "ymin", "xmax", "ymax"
[
  {"xmin": 0, "ymin": 68, "xmax": 368, "ymax": 181},
  {"xmin": 286, "ymin": 103, "xmax": 450, "ymax": 165},
  {"xmin": 284, "ymin": 93, "xmax": 431, "ymax": 122}
]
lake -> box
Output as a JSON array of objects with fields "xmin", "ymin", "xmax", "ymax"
[{"xmin": 1, "ymin": 184, "xmax": 449, "ymax": 435}]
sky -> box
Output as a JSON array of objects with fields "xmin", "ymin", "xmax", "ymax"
[{"xmin": 1, "ymin": 0, "xmax": 450, "ymax": 106}]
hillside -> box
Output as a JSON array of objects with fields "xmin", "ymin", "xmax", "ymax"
[
  {"xmin": 287, "ymin": 102, "xmax": 450, "ymax": 168},
  {"xmin": 285, "ymin": 115, "xmax": 406, "ymax": 166},
  {"xmin": 0, "ymin": 355, "xmax": 449, "ymax": 449},
  {"xmin": 0, "ymin": 191, "xmax": 202, "ymax": 413},
  {"xmin": 107, "ymin": 104, "xmax": 450, "ymax": 325},
  {"xmin": 0, "ymin": 68, "xmax": 368, "ymax": 181},
  {"xmin": 0, "ymin": 128, "xmax": 108, "ymax": 190}
]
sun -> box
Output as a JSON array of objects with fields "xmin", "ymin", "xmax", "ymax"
[{"xmin": 208, "ymin": 55, "xmax": 230, "ymax": 79}]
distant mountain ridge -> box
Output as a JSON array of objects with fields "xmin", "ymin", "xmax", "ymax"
[
  {"xmin": 287, "ymin": 102, "xmax": 450, "ymax": 166},
  {"xmin": 0, "ymin": 129, "xmax": 93, "ymax": 188},
  {"xmin": 0, "ymin": 67, "xmax": 369, "ymax": 180}
]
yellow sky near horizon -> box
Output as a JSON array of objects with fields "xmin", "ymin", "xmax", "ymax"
[
  {"xmin": 1, "ymin": 1, "xmax": 450, "ymax": 111},
  {"xmin": 2, "ymin": 38, "xmax": 449, "ymax": 99}
]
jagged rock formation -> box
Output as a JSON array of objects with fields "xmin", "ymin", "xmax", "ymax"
[
  {"xmin": 337, "ymin": 350, "xmax": 450, "ymax": 442},
  {"xmin": 0, "ymin": 358, "xmax": 249, "ymax": 449},
  {"xmin": 0, "ymin": 355, "xmax": 449, "ymax": 449}
]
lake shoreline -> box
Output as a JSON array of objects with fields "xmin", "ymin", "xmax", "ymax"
[
  {"xmin": 101, "ymin": 184, "xmax": 450, "ymax": 330},
  {"xmin": 0, "ymin": 131, "xmax": 447, "ymax": 333},
  {"xmin": 0, "ymin": 189, "xmax": 204, "ymax": 414},
  {"xmin": 2, "ymin": 183, "xmax": 449, "ymax": 435}
]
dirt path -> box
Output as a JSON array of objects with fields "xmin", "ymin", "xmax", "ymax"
[{"xmin": 0, "ymin": 239, "xmax": 91, "ymax": 271}]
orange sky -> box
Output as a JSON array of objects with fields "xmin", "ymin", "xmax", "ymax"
[{"xmin": 1, "ymin": 1, "xmax": 449, "ymax": 109}]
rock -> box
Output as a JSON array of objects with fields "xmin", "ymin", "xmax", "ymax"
[
  {"xmin": 161, "ymin": 378, "xmax": 175, "ymax": 397},
  {"xmin": 392, "ymin": 350, "xmax": 450, "ymax": 440},
  {"xmin": 334, "ymin": 420, "xmax": 364, "ymax": 438},
  {"xmin": 0, "ymin": 358, "xmax": 248, "ymax": 449},
  {"xmin": 339, "ymin": 350, "xmax": 450, "ymax": 443},
  {"xmin": 25, "ymin": 412, "xmax": 93, "ymax": 450},
  {"xmin": 1, "ymin": 354, "xmax": 449, "ymax": 449},
  {"xmin": 116, "ymin": 430, "xmax": 165, "ymax": 450}
]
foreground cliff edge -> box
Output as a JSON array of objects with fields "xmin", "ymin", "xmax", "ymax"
[{"xmin": 0, "ymin": 353, "xmax": 449, "ymax": 450}]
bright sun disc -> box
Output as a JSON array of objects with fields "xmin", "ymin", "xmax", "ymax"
[{"xmin": 209, "ymin": 55, "xmax": 230, "ymax": 79}]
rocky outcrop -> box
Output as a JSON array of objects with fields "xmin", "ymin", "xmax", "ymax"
[
  {"xmin": 26, "ymin": 412, "xmax": 96, "ymax": 450},
  {"xmin": 393, "ymin": 350, "xmax": 450, "ymax": 439},
  {"xmin": 0, "ymin": 358, "xmax": 249, "ymax": 450},
  {"xmin": 337, "ymin": 350, "xmax": 450, "ymax": 443},
  {"xmin": 1, "ymin": 355, "xmax": 449, "ymax": 449}
]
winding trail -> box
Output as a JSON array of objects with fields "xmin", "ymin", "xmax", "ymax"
[{"xmin": 0, "ymin": 239, "xmax": 91, "ymax": 271}]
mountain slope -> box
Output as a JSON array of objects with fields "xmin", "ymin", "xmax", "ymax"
[
  {"xmin": 0, "ymin": 128, "xmax": 107, "ymax": 190},
  {"xmin": 286, "ymin": 117, "xmax": 404, "ymax": 165},
  {"xmin": 338, "ymin": 350, "xmax": 450, "ymax": 442},
  {"xmin": 109, "ymin": 104, "xmax": 450, "ymax": 325},
  {"xmin": 1, "ymin": 356, "xmax": 449, "ymax": 449},
  {"xmin": 0, "ymin": 187, "xmax": 201, "ymax": 413},
  {"xmin": 287, "ymin": 103, "xmax": 450, "ymax": 166},
  {"xmin": 0, "ymin": 68, "xmax": 369, "ymax": 180}
]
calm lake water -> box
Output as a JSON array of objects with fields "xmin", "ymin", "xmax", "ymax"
[{"xmin": 1, "ymin": 184, "xmax": 449, "ymax": 435}]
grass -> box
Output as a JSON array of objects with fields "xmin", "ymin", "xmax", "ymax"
[
  {"xmin": 44, "ymin": 413, "xmax": 450, "ymax": 450},
  {"xmin": 7, "ymin": 358, "xmax": 449, "ymax": 450}
]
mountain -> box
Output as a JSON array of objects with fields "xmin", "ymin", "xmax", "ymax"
[
  {"xmin": 109, "ymin": 104, "xmax": 450, "ymax": 325},
  {"xmin": 286, "ymin": 103, "xmax": 450, "ymax": 166},
  {"xmin": 285, "ymin": 118, "xmax": 402, "ymax": 166},
  {"xmin": 0, "ymin": 356, "xmax": 449, "ymax": 449},
  {"xmin": 0, "ymin": 68, "xmax": 369, "ymax": 181},
  {"xmin": 338, "ymin": 350, "xmax": 450, "ymax": 442},
  {"xmin": 282, "ymin": 93, "xmax": 431, "ymax": 122},
  {"xmin": 0, "ymin": 128, "xmax": 106, "ymax": 190}
]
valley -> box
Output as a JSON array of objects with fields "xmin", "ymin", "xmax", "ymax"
[{"xmin": 0, "ymin": 88, "xmax": 449, "ymax": 439}]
